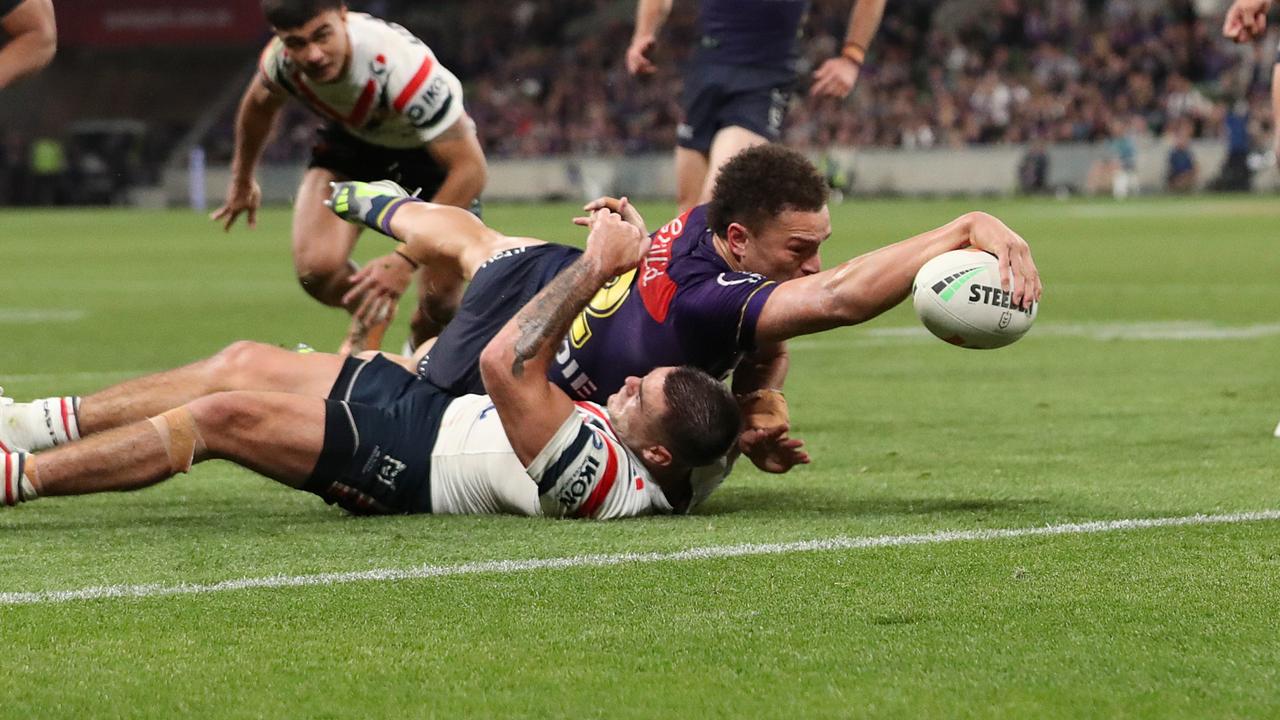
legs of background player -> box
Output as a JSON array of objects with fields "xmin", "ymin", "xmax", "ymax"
[
  {"xmin": 295, "ymin": 167, "xmax": 391, "ymax": 354},
  {"xmin": 293, "ymin": 168, "xmax": 363, "ymax": 309},
  {"xmin": 697, "ymin": 126, "xmax": 771, "ymax": 206},
  {"xmin": 674, "ymin": 126, "xmax": 770, "ymax": 212},
  {"xmin": 5, "ymin": 391, "xmax": 324, "ymax": 504},
  {"xmin": 0, "ymin": 343, "xmax": 346, "ymax": 453},
  {"xmin": 674, "ymin": 147, "xmax": 710, "ymax": 213}
]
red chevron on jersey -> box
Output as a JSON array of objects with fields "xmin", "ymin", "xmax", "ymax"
[
  {"xmin": 575, "ymin": 434, "xmax": 619, "ymax": 519},
  {"xmin": 393, "ymin": 55, "xmax": 435, "ymax": 112},
  {"xmin": 637, "ymin": 208, "xmax": 692, "ymax": 323}
]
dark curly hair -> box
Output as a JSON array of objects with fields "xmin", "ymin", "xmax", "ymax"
[
  {"xmin": 658, "ymin": 366, "xmax": 742, "ymax": 468},
  {"xmin": 262, "ymin": 0, "xmax": 344, "ymax": 30},
  {"xmin": 706, "ymin": 145, "xmax": 828, "ymax": 238}
]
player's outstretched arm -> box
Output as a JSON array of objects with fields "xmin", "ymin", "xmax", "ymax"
[
  {"xmin": 211, "ymin": 74, "xmax": 286, "ymax": 231},
  {"xmin": 0, "ymin": 0, "xmax": 56, "ymax": 89},
  {"xmin": 1223, "ymin": 0, "xmax": 1272, "ymax": 41},
  {"xmin": 754, "ymin": 212, "xmax": 1042, "ymax": 345},
  {"xmin": 480, "ymin": 207, "xmax": 650, "ymax": 464},
  {"xmin": 811, "ymin": 0, "xmax": 885, "ymax": 99},
  {"xmin": 627, "ymin": 0, "xmax": 674, "ymax": 75}
]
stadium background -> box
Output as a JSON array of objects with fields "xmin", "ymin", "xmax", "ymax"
[{"xmin": 0, "ymin": 0, "xmax": 1276, "ymax": 205}]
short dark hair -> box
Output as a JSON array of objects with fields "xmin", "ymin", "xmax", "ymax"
[
  {"xmin": 706, "ymin": 145, "xmax": 828, "ymax": 238},
  {"xmin": 262, "ymin": 0, "xmax": 344, "ymax": 30},
  {"xmin": 658, "ymin": 367, "xmax": 742, "ymax": 468}
]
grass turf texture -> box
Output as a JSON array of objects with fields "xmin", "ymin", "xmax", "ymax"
[{"xmin": 1, "ymin": 195, "xmax": 1278, "ymax": 717}]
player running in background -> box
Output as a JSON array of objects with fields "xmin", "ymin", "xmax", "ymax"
[
  {"xmin": 625, "ymin": 0, "xmax": 886, "ymax": 211},
  {"xmin": 325, "ymin": 145, "xmax": 1041, "ymax": 481},
  {"xmin": 0, "ymin": 209, "xmax": 740, "ymax": 520},
  {"xmin": 1222, "ymin": 0, "xmax": 1280, "ymax": 162},
  {"xmin": 212, "ymin": 0, "xmax": 487, "ymax": 354},
  {"xmin": 0, "ymin": 0, "xmax": 55, "ymax": 89}
]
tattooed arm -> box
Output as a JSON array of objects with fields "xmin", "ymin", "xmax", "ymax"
[{"xmin": 480, "ymin": 205, "xmax": 649, "ymax": 465}]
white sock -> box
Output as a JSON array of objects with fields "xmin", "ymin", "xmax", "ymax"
[
  {"xmin": 2, "ymin": 452, "xmax": 38, "ymax": 506},
  {"xmin": 2, "ymin": 397, "xmax": 81, "ymax": 451}
]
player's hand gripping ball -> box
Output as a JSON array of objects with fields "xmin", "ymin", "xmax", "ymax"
[{"xmin": 912, "ymin": 249, "xmax": 1038, "ymax": 349}]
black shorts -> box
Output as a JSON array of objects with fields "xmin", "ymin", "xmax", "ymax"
[
  {"xmin": 310, "ymin": 123, "xmax": 481, "ymax": 216},
  {"xmin": 678, "ymin": 63, "xmax": 796, "ymax": 153},
  {"xmin": 417, "ymin": 243, "xmax": 583, "ymax": 395},
  {"xmin": 304, "ymin": 355, "xmax": 452, "ymax": 515}
]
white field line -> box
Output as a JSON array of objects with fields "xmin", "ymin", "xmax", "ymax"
[
  {"xmin": 790, "ymin": 321, "xmax": 1280, "ymax": 350},
  {"xmin": 3, "ymin": 510, "xmax": 1278, "ymax": 607},
  {"xmin": 0, "ymin": 309, "xmax": 85, "ymax": 324},
  {"xmin": 1, "ymin": 370, "xmax": 159, "ymax": 385}
]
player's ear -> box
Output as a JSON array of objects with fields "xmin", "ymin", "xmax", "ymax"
[
  {"xmin": 725, "ymin": 222, "xmax": 750, "ymax": 260},
  {"xmin": 641, "ymin": 444, "xmax": 673, "ymax": 469}
]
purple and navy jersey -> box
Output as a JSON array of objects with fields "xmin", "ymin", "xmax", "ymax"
[
  {"xmin": 694, "ymin": 0, "xmax": 809, "ymax": 69},
  {"xmin": 551, "ymin": 205, "xmax": 777, "ymax": 404}
]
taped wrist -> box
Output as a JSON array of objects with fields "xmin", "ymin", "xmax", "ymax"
[
  {"xmin": 738, "ymin": 389, "xmax": 789, "ymax": 430},
  {"xmin": 148, "ymin": 407, "xmax": 208, "ymax": 474}
]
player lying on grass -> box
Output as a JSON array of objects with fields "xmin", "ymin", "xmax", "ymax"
[
  {"xmin": 0, "ymin": 210, "xmax": 740, "ymax": 519},
  {"xmin": 212, "ymin": 0, "xmax": 487, "ymax": 355},
  {"xmin": 328, "ymin": 144, "xmax": 1042, "ymax": 475}
]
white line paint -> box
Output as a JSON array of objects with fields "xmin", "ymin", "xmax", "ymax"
[
  {"xmin": 1, "ymin": 370, "xmax": 160, "ymax": 385},
  {"xmin": 0, "ymin": 309, "xmax": 85, "ymax": 325},
  {"xmin": 790, "ymin": 321, "xmax": 1280, "ymax": 350},
  {"xmin": 3, "ymin": 510, "xmax": 1277, "ymax": 607}
]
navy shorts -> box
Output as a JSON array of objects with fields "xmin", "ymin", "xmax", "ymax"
[
  {"xmin": 304, "ymin": 355, "xmax": 452, "ymax": 515},
  {"xmin": 417, "ymin": 243, "xmax": 582, "ymax": 395},
  {"xmin": 678, "ymin": 63, "xmax": 796, "ymax": 153},
  {"xmin": 310, "ymin": 123, "xmax": 482, "ymax": 216}
]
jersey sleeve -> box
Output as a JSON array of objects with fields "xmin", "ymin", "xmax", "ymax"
[
  {"xmin": 675, "ymin": 271, "xmax": 777, "ymax": 353},
  {"xmin": 257, "ymin": 38, "xmax": 288, "ymax": 89},
  {"xmin": 386, "ymin": 43, "xmax": 466, "ymax": 144},
  {"xmin": 526, "ymin": 410, "xmax": 655, "ymax": 520}
]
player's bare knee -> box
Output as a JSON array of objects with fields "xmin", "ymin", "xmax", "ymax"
[
  {"xmin": 294, "ymin": 256, "xmax": 356, "ymax": 306},
  {"xmin": 187, "ymin": 393, "xmax": 265, "ymax": 454},
  {"xmin": 207, "ymin": 341, "xmax": 271, "ymax": 388}
]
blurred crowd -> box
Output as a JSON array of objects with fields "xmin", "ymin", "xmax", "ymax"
[
  {"xmin": 5, "ymin": 0, "xmax": 1277, "ymax": 205},
  {"xmin": 200, "ymin": 0, "xmax": 1275, "ymax": 163}
]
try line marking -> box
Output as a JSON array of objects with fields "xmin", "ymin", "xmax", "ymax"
[{"xmin": 3, "ymin": 510, "xmax": 1278, "ymax": 607}]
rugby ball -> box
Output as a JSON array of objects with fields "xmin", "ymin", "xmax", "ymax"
[{"xmin": 911, "ymin": 249, "xmax": 1037, "ymax": 349}]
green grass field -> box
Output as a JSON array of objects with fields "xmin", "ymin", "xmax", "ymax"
[{"xmin": 1, "ymin": 195, "xmax": 1278, "ymax": 718}]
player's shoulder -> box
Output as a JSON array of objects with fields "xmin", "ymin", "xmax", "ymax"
[
  {"xmin": 346, "ymin": 12, "xmax": 433, "ymax": 60},
  {"xmin": 259, "ymin": 35, "xmax": 288, "ymax": 78}
]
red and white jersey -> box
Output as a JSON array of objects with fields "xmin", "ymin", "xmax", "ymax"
[
  {"xmin": 259, "ymin": 12, "xmax": 466, "ymax": 149},
  {"xmin": 429, "ymin": 395, "xmax": 671, "ymax": 520}
]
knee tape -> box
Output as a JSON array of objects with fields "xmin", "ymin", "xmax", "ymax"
[{"xmin": 148, "ymin": 408, "xmax": 207, "ymax": 474}]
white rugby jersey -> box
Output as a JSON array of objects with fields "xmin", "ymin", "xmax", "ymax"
[
  {"xmin": 259, "ymin": 12, "xmax": 466, "ymax": 149},
  {"xmin": 429, "ymin": 395, "xmax": 673, "ymax": 520}
]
